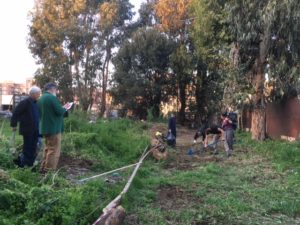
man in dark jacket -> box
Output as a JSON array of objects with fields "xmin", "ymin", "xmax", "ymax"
[
  {"xmin": 167, "ymin": 113, "xmax": 176, "ymax": 146},
  {"xmin": 10, "ymin": 86, "xmax": 41, "ymax": 167},
  {"xmin": 194, "ymin": 123, "xmax": 224, "ymax": 154}
]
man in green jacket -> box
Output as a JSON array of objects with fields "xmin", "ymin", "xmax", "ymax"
[{"xmin": 38, "ymin": 83, "xmax": 70, "ymax": 173}]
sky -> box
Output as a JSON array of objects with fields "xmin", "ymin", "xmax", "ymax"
[{"xmin": 0, "ymin": 0, "xmax": 144, "ymax": 84}]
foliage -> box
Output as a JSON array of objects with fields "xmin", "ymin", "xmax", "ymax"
[
  {"xmin": 225, "ymin": 0, "xmax": 300, "ymax": 139},
  {"xmin": 154, "ymin": 0, "xmax": 192, "ymax": 37},
  {"xmin": 112, "ymin": 28, "xmax": 175, "ymax": 119},
  {"xmin": 29, "ymin": 0, "xmax": 134, "ymax": 111},
  {"xmin": 1, "ymin": 114, "xmax": 300, "ymax": 224},
  {"xmin": 122, "ymin": 132, "xmax": 300, "ymax": 225},
  {"xmin": 0, "ymin": 112, "xmax": 149, "ymax": 225},
  {"xmin": 154, "ymin": 0, "xmax": 195, "ymax": 124}
]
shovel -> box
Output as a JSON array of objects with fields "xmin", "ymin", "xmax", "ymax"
[
  {"xmin": 9, "ymin": 131, "xmax": 17, "ymax": 155},
  {"xmin": 187, "ymin": 140, "xmax": 223, "ymax": 156}
]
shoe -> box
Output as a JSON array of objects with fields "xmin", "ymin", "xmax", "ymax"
[
  {"xmin": 226, "ymin": 151, "xmax": 232, "ymax": 157},
  {"xmin": 13, "ymin": 158, "xmax": 20, "ymax": 166},
  {"xmin": 13, "ymin": 157, "xmax": 24, "ymax": 167}
]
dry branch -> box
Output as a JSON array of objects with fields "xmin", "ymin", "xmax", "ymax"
[{"xmin": 92, "ymin": 146, "xmax": 151, "ymax": 225}]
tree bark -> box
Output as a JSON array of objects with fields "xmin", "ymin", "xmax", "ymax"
[
  {"xmin": 178, "ymin": 81, "xmax": 186, "ymax": 124},
  {"xmin": 104, "ymin": 206, "xmax": 126, "ymax": 225},
  {"xmin": 100, "ymin": 46, "xmax": 111, "ymax": 117},
  {"xmin": 251, "ymin": 30, "xmax": 269, "ymax": 140},
  {"xmin": 251, "ymin": 58, "xmax": 266, "ymax": 140},
  {"xmin": 251, "ymin": 107, "xmax": 266, "ymax": 140},
  {"xmin": 195, "ymin": 62, "xmax": 208, "ymax": 124}
]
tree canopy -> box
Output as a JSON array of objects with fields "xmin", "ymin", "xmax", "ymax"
[{"xmin": 28, "ymin": 0, "xmax": 300, "ymax": 139}]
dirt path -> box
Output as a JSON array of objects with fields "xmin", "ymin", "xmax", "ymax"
[
  {"xmin": 150, "ymin": 123, "xmax": 229, "ymax": 170},
  {"xmin": 145, "ymin": 123, "xmax": 251, "ymax": 222}
]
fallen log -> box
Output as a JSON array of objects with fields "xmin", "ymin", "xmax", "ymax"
[
  {"xmin": 92, "ymin": 146, "xmax": 150, "ymax": 225},
  {"xmin": 152, "ymin": 148, "xmax": 168, "ymax": 160}
]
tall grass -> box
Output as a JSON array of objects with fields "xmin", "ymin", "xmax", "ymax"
[
  {"xmin": 0, "ymin": 112, "xmax": 151, "ymax": 225},
  {"xmin": 238, "ymin": 131, "xmax": 300, "ymax": 173}
]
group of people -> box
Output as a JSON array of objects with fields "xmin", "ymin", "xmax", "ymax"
[
  {"xmin": 11, "ymin": 86, "xmax": 235, "ymax": 173},
  {"xmin": 193, "ymin": 112, "xmax": 237, "ymax": 157},
  {"xmin": 10, "ymin": 83, "xmax": 71, "ymax": 174},
  {"xmin": 166, "ymin": 111, "xmax": 237, "ymax": 157}
]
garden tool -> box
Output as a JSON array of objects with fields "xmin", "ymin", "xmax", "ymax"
[{"xmin": 9, "ymin": 130, "xmax": 17, "ymax": 155}]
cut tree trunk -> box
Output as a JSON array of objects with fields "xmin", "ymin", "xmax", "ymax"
[{"xmin": 104, "ymin": 206, "xmax": 126, "ymax": 225}]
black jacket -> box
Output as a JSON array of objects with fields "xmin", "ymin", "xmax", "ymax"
[
  {"xmin": 194, "ymin": 124, "xmax": 222, "ymax": 141},
  {"xmin": 10, "ymin": 97, "xmax": 39, "ymax": 136}
]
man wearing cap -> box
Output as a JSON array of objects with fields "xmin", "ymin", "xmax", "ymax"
[
  {"xmin": 38, "ymin": 82, "xmax": 70, "ymax": 173},
  {"xmin": 11, "ymin": 86, "xmax": 41, "ymax": 167}
]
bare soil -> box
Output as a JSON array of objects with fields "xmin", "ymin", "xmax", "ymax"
[{"xmin": 58, "ymin": 153, "xmax": 93, "ymax": 179}]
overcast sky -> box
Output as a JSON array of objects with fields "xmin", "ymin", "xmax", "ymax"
[{"xmin": 0, "ymin": 0, "xmax": 144, "ymax": 83}]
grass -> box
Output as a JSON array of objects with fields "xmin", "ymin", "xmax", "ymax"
[
  {"xmin": 0, "ymin": 114, "xmax": 299, "ymax": 225},
  {"xmin": 121, "ymin": 132, "xmax": 300, "ymax": 225},
  {"xmin": 0, "ymin": 114, "xmax": 150, "ymax": 225}
]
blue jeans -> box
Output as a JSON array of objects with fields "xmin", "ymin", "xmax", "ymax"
[{"xmin": 19, "ymin": 131, "xmax": 39, "ymax": 167}]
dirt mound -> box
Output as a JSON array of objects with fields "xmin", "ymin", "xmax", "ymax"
[{"xmin": 58, "ymin": 154, "xmax": 93, "ymax": 179}]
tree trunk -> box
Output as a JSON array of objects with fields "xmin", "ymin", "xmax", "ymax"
[
  {"xmin": 152, "ymin": 76, "xmax": 162, "ymax": 118},
  {"xmin": 104, "ymin": 206, "xmax": 126, "ymax": 225},
  {"xmin": 100, "ymin": 69, "xmax": 107, "ymax": 117},
  {"xmin": 251, "ymin": 30, "xmax": 269, "ymax": 141},
  {"xmin": 100, "ymin": 48, "xmax": 111, "ymax": 117},
  {"xmin": 178, "ymin": 81, "xmax": 186, "ymax": 124},
  {"xmin": 251, "ymin": 107, "xmax": 266, "ymax": 140},
  {"xmin": 251, "ymin": 58, "xmax": 266, "ymax": 140},
  {"xmin": 195, "ymin": 62, "xmax": 208, "ymax": 124}
]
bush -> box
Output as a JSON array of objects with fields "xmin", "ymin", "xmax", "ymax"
[
  {"xmin": 62, "ymin": 116, "xmax": 150, "ymax": 170},
  {"xmin": 0, "ymin": 111, "xmax": 150, "ymax": 225}
]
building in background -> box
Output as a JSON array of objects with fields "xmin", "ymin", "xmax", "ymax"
[{"xmin": 0, "ymin": 78, "xmax": 34, "ymax": 110}]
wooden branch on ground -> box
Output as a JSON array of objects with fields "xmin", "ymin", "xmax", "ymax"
[{"xmin": 92, "ymin": 146, "xmax": 151, "ymax": 225}]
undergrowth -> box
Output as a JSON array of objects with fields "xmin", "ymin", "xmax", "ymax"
[
  {"xmin": 0, "ymin": 114, "xmax": 299, "ymax": 225},
  {"xmin": 122, "ymin": 131, "xmax": 300, "ymax": 225},
  {"xmin": 0, "ymin": 113, "xmax": 150, "ymax": 225}
]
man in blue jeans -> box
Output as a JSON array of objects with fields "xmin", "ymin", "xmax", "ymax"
[
  {"xmin": 194, "ymin": 123, "xmax": 224, "ymax": 154},
  {"xmin": 11, "ymin": 86, "xmax": 41, "ymax": 167}
]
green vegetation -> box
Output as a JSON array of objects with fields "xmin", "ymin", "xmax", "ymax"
[
  {"xmin": 123, "ymin": 133, "xmax": 300, "ymax": 225},
  {"xmin": 0, "ymin": 115, "xmax": 299, "ymax": 225},
  {"xmin": 0, "ymin": 114, "xmax": 149, "ymax": 225}
]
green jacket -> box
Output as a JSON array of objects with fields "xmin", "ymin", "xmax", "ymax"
[{"xmin": 38, "ymin": 92, "xmax": 66, "ymax": 135}]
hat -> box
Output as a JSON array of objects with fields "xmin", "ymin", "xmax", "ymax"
[
  {"xmin": 44, "ymin": 82, "xmax": 57, "ymax": 91},
  {"xmin": 155, "ymin": 131, "xmax": 162, "ymax": 136}
]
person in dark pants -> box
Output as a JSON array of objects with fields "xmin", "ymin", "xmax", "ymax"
[
  {"xmin": 194, "ymin": 123, "xmax": 224, "ymax": 154},
  {"xmin": 221, "ymin": 112, "xmax": 235, "ymax": 157},
  {"xmin": 10, "ymin": 86, "xmax": 41, "ymax": 167},
  {"xmin": 167, "ymin": 113, "xmax": 176, "ymax": 146}
]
